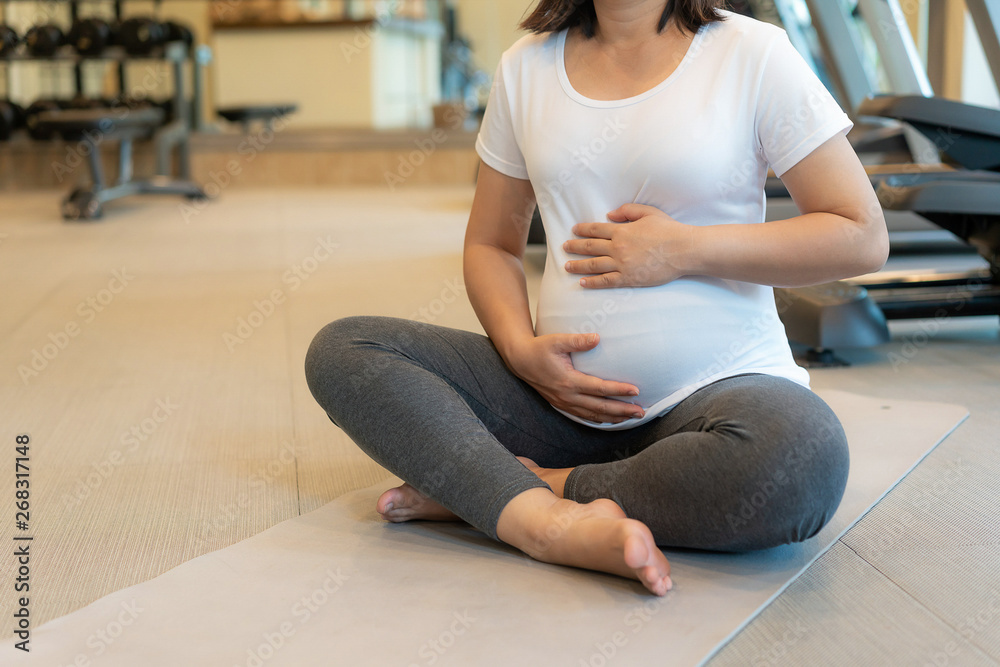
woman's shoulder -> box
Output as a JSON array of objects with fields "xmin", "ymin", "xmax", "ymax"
[
  {"xmin": 703, "ymin": 10, "xmax": 788, "ymax": 53},
  {"xmin": 498, "ymin": 30, "xmax": 562, "ymax": 70}
]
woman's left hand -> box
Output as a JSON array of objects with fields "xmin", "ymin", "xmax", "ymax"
[{"xmin": 563, "ymin": 203, "xmax": 697, "ymax": 289}]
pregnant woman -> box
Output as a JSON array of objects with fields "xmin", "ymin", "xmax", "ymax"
[{"xmin": 305, "ymin": 0, "xmax": 888, "ymax": 596}]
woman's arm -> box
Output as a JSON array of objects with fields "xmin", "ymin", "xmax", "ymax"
[
  {"xmin": 465, "ymin": 162, "xmax": 645, "ymax": 425},
  {"xmin": 563, "ymin": 134, "xmax": 890, "ymax": 289},
  {"xmin": 463, "ymin": 162, "xmax": 537, "ymax": 362}
]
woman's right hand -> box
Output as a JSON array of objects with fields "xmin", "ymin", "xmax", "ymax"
[{"xmin": 504, "ymin": 334, "xmax": 645, "ymax": 425}]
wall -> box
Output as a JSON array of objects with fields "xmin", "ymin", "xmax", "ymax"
[
  {"xmin": 451, "ymin": 0, "xmax": 532, "ymax": 75},
  {"xmin": 962, "ymin": 10, "xmax": 1000, "ymax": 106},
  {"xmin": 213, "ymin": 22, "xmax": 441, "ymax": 129},
  {"xmin": 213, "ymin": 26, "xmax": 375, "ymax": 128}
]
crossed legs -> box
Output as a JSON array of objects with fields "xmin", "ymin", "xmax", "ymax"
[{"xmin": 305, "ymin": 316, "xmax": 849, "ymax": 594}]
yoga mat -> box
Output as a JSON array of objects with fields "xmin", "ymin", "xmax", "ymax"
[{"xmin": 4, "ymin": 390, "xmax": 967, "ymax": 667}]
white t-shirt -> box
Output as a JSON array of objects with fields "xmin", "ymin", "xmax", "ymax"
[{"xmin": 475, "ymin": 11, "xmax": 853, "ymax": 430}]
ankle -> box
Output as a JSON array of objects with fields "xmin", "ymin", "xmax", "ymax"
[
  {"xmin": 495, "ymin": 488, "xmax": 562, "ymax": 551},
  {"xmin": 523, "ymin": 499, "xmax": 593, "ymax": 558},
  {"xmin": 544, "ymin": 467, "xmax": 572, "ymax": 498}
]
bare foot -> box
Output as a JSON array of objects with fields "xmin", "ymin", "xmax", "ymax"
[
  {"xmin": 376, "ymin": 482, "xmax": 461, "ymax": 523},
  {"xmin": 497, "ymin": 488, "xmax": 672, "ymax": 596},
  {"xmin": 517, "ymin": 457, "xmax": 573, "ymax": 498}
]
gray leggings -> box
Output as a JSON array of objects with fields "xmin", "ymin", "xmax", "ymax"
[{"xmin": 305, "ymin": 316, "xmax": 849, "ymax": 551}]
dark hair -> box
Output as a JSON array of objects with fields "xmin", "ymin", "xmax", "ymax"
[{"xmin": 520, "ymin": 0, "xmax": 727, "ymax": 37}]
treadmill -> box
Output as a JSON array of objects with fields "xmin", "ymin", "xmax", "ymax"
[
  {"xmin": 770, "ymin": 0, "xmax": 933, "ymax": 160},
  {"xmin": 766, "ymin": 0, "xmax": 1000, "ymax": 361},
  {"xmin": 954, "ymin": 0, "xmax": 1000, "ymax": 94},
  {"xmin": 763, "ymin": 0, "xmax": 950, "ymax": 188},
  {"xmin": 858, "ymin": 95, "xmax": 1000, "ymax": 320},
  {"xmin": 779, "ymin": 95, "xmax": 1000, "ymax": 361},
  {"xmin": 760, "ymin": 0, "xmax": 974, "ymax": 258}
]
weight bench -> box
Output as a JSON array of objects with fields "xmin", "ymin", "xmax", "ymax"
[
  {"xmin": 35, "ymin": 107, "xmax": 207, "ymax": 221},
  {"xmin": 217, "ymin": 104, "xmax": 298, "ymax": 134}
]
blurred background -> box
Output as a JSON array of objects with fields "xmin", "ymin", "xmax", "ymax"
[{"xmin": 0, "ymin": 0, "xmax": 997, "ymax": 191}]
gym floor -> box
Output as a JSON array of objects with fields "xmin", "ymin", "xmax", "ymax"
[{"xmin": 0, "ymin": 187, "xmax": 998, "ymax": 665}]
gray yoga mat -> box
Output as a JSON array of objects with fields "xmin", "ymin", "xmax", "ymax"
[{"xmin": 3, "ymin": 390, "xmax": 967, "ymax": 667}]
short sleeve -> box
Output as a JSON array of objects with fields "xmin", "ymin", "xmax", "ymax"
[
  {"xmin": 755, "ymin": 33, "xmax": 854, "ymax": 178},
  {"xmin": 475, "ymin": 62, "xmax": 530, "ymax": 180}
]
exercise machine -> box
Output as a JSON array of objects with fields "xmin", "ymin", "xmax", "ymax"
[
  {"xmin": 0, "ymin": 0, "xmax": 207, "ymax": 220},
  {"xmin": 857, "ymin": 95, "xmax": 1000, "ymax": 320},
  {"xmin": 217, "ymin": 104, "xmax": 298, "ymax": 134},
  {"xmin": 777, "ymin": 105, "xmax": 1000, "ymax": 360},
  {"xmin": 763, "ymin": 0, "xmax": 1000, "ymax": 360},
  {"xmin": 962, "ymin": 0, "xmax": 1000, "ymax": 92},
  {"xmin": 32, "ymin": 37, "xmax": 207, "ymax": 220}
]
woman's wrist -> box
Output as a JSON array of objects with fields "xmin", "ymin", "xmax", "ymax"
[
  {"xmin": 491, "ymin": 326, "xmax": 536, "ymax": 376},
  {"xmin": 674, "ymin": 223, "xmax": 707, "ymax": 278}
]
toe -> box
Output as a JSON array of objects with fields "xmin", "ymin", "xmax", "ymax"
[
  {"xmin": 376, "ymin": 487, "xmax": 405, "ymax": 514},
  {"xmin": 623, "ymin": 529, "xmax": 672, "ymax": 595},
  {"xmin": 640, "ymin": 565, "xmax": 672, "ymax": 596}
]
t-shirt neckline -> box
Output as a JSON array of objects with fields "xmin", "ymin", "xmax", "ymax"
[{"xmin": 556, "ymin": 24, "xmax": 708, "ymax": 108}]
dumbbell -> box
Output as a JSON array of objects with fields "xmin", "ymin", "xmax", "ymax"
[
  {"xmin": 0, "ymin": 99, "xmax": 26, "ymax": 140},
  {"xmin": 0, "ymin": 24, "xmax": 20, "ymax": 57},
  {"xmin": 118, "ymin": 17, "xmax": 167, "ymax": 56},
  {"xmin": 24, "ymin": 24, "xmax": 65, "ymax": 57},
  {"xmin": 67, "ymin": 18, "xmax": 116, "ymax": 57},
  {"xmin": 118, "ymin": 18, "xmax": 193, "ymax": 56},
  {"xmin": 164, "ymin": 21, "xmax": 194, "ymax": 49},
  {"xmin": 25, "ymin": 99, "xmax": 66, "ymax": 140}
]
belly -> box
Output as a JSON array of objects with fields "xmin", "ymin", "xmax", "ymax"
[{"xmin": 534, "ymin": 270, "xmax": 785, "ymax": 409}]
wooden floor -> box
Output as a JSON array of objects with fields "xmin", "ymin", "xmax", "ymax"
[
  {"xmin": 0, "ymin": 187, "xmax": 997, "ymax": 665},
  {"xmin": 0, "ymin": 129, "xmax": 480, "ymax": 190}
]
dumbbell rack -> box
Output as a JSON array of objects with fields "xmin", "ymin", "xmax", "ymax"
[{"xmin": 0, "ymin": 0, "xmax": 207, "ymax": 217}]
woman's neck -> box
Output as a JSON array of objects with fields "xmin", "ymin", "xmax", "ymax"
[{"xmin": 591, "ymin": 0, "xmax": 674, "ymax": 47}]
